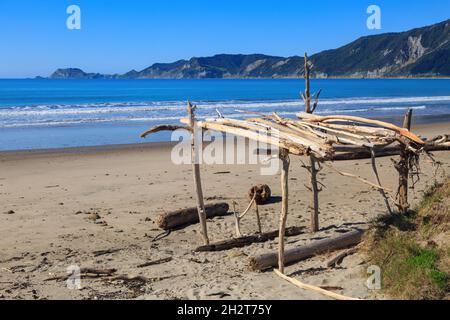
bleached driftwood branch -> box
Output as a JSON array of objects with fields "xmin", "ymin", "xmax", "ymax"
[
  {"xmin": 140, "ymin": 124, "xmax": 191, "ymax": 138},
  {"xmin": 274, "ymin": 269, "xmax": 361, "ymax": 300}
]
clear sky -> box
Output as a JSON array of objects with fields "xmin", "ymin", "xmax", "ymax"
[{"xmin": 1, "ymin": 0, "xmax": 449, "ymax": 78}]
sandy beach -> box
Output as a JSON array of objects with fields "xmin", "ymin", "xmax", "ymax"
[{"xmin": 0, "ymin": 122, "xmax": 449, "ymax": 300}]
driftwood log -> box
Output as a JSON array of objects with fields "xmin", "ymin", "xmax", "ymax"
[
  {"xmin": 329, "ymin": 143, "xmax": 450, "ymax": 161},
  {"xmin": 257, "ymin": 143, "xmax": 450, "ymax": 162},
  {"xmin": 250, "ymin": 229, "xmax": 365, "ymax": 271},
  {"xmin": 194, "ymin": 226, "xmax": 304, "ymax": 252},
  {"xmin": 297, "ymin": 112, "xmax": 425, "ymax": 145},
  {"xmin": 156, "ymin": 202, "xmax": 230, "ymax": 230}
]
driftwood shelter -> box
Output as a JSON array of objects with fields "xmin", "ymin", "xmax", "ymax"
[{"xmin": 141, "ymin": 54, "xmax": 450, "ymax": 299}]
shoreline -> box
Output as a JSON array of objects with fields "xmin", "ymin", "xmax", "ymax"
[
  {"xmin": 1, "ymin": 119, "xmax": 449, "ymax": 155},
  {"xmin": 0, "ymin": 141, "xmax": 176, "ymax": 158}
]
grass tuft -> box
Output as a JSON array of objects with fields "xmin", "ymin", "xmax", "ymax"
[{"xmin": 406, "ymin": 248, "xmax": 438, "ymax": 269}]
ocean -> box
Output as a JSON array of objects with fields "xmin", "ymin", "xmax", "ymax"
[{"xmin": 0, "ymin": 78, "xmax": 449, "ymax": 151}]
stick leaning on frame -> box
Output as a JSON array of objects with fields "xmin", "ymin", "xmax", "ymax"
[{"xmin": 187, "ymin": 102, "xmax": 210, "ymax": 245}]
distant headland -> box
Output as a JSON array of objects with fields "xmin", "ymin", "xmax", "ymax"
[{"xmin": 47, "ymin": 19, "xmax": 450, "ymax": 79}]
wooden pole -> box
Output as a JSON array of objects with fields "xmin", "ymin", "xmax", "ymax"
[
  {"xmin": 254, "ymin": 202, "xmax": 262, "ymax": 234},
  {"xmin": 304, "ymin": 53, "xmax": 311, "ymax": 113},
  {"xmin": 304, "ymin": 52, "xmax": 320, "ymax": 232},
  {"xmin": 398, "ymin": 109, "xmax": 413, "ymax": 214},
  {"xmin": 278, "ymin": 149, "xmax": 290, "ymax": 274},
  {"xmin": 187, "ymin": 102, "xmax": 209, "ymax": 245},
  {"xmin": 309, "ymin": 156, "xmax": 320, "ymax": 232},
  {"xmin": 403, "ymin": 109, "xmax": 413, "ymax": 131}
]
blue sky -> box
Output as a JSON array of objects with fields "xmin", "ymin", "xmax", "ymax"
[{"xmin": 0, "ymin": 0, "xmax": 449, "ymax": 78}]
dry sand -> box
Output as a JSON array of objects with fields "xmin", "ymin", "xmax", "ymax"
[{"xmin": 0, "ymin": 122, "xmax": 449, "ymax": 300}]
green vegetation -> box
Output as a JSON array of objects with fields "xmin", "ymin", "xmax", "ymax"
[{"xmin": 365, "ymin": 178, "xmax": 449, "ymax": 300}]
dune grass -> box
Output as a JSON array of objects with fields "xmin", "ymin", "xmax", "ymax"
[{"xmin": 365, "ymin": 178, "xmax": 449, "ymax": 300}]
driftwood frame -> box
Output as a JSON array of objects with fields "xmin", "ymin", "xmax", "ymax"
[{"xmin": 140, "ymin": 54, "xmax": 450, "ymax": 282}]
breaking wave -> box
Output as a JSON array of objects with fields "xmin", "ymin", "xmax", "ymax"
[{"xmin": 1, "ymin": 95, "xmax": 449, "ymax": 128}]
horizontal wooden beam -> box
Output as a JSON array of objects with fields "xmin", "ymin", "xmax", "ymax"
[
  {"xmin": 329, "ymin": 144, "xmax": 450, "ymax": 161},
  {"xmin": 250, "ymin": 229, "xmax": 365, "ymax": 271},
  {"xmin": 194, "ymin": 226, "xmax": 304, "ymax": 252}
]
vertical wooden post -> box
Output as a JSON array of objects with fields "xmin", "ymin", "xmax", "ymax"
[
  {"xmin": 304, "ymin": 53, "xmax": 311, "ymax": 113},
  {"xmin": 278, "ymin": 149, "xmax": 290, "ymax": 274},
  {"xmin": 232, "ymin": 201, "xmax": 242, "ymax": 238},
  {"xmin": 398, "ymin": 109, "xmax": 413, "ymax": 214},
  {"xmin": 304, "ymin": 52, "xmax": 320, "ymax": 232},
  {"xmin": 403, "ymin": 109, "xmax": 413, "ymax": 130},
  {"xmin": 309, "ymin": 156, "xmax": 320, "ymax": 232},
  {"xmin": 254, "ymin": 202, "xmax": 262, "ymax": 234},
  {"xmin": 187, "ymin": 102, "xmax": 209, "ymax": 245}
]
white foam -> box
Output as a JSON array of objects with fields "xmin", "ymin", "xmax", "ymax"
[
  {"xmin": 0, "ymin": 96, "xmax": 444, "ymax": 117},
  {"xmin": 0, "ymin": 95, "xmax": 448, "ymax": 128}
]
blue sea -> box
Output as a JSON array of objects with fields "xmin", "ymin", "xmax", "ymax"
[{"xmin": 1, "ymin": 79, "xmax": 450, "ymax": 151}]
